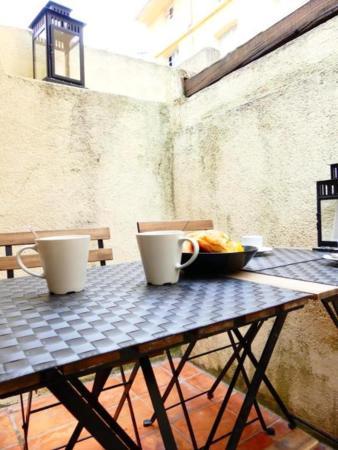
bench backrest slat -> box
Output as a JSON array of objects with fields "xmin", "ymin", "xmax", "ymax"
[
  {"xmin": 0, "ymin": 227, "xmax": 110, "ymax": 246},
  {"xmin": 137, "ymin": 220, "xmax": 214, "ymax": 233}
]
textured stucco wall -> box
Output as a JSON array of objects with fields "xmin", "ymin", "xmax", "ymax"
[
  {"xmin": 172, "ymin": 17, "xmax": 338, "ymax": 435},
  {"xmin": 0, "ymin": 73, "xmax": 174, "ymax": 261},
  {"xmin": 0, "ymin": 25, "xmax": 183, "ymax": 102},
  {"xmin": 84, "ymin": 47, "xmax": 183, "ymax": 102},
  {"xmin": 0, "ymin": 26, "xmax": 33, "ymax": 79}
]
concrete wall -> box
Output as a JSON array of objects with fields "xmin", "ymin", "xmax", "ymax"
[
  {"xmin": 0, "ymin": 73, "xmax": 174, "ymax": 262},
  {"xmin": 172, "ymin": 17, "xmax": 338, "ymax": 435},
  {"xmin": 0, "ymin": 25, "xmax": 183, "ymax": 102}
]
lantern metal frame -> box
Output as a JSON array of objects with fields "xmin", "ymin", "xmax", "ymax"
[
  {"xmin": 315, "ymin": 163, "xmax": 338, "ymax": 250},
  {"xmin": 29, "ymin": 1, "xmax": 85, "ymax": 87}
]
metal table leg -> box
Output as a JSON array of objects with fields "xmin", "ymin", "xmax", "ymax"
[
  {"xmin": 233, "ymin": 327, "xmax": 297, "ymax": 428},
  {"xmin": 140, "ymin": 356, "xmax": 178, "ymax": 450},
  {"xmin": 45, "ymin": 369, "xmax": 139, "ymax": 450},
  {"xmin": 65, "ymin": 367, "xmax": 112, "ymax": 450},
  {"xmin": 227, "ymin": 330, "xmax": 274, "ymax": 435},
  {"xmin": 144, "ymin": 340, "xmax": 197, "ymax": 427},
  {"xmin": 204, "ymin": 322, "xmax": 262, "ymax": 448},
  {"xmin": 322, "ymin": 296, "xmax": 338, "ymax": 328},
  {"xmin": 226, "ymin": 312, "xmax": 287, "ymax": 450}
]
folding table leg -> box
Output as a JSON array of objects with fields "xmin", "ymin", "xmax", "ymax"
[
  {"xmin": 65, "ymin": 367, "xmax": 112, "ymax": 450},
  {"xmin": 226, "ymin": 312, "xmax": 287, "ymax": 450},
  {"xmin": 140, "ymin": 356, "xmax": 178, "ymax": 450},
  {"xmin": 166, "ymin": 349, "xmax": 198, "ymax": 450},
  {"xmin": 115, "ymin": 364, "xmax": 142, "ymax": 448},
  {"xmin": 227, "ymin": 330, "xmax": 275, "ymax": 435},
  {"xmin": 233, "ymin": 327, "xmax": 297, "ymax": 428},
  {"xmin": 321, "ymin": 297, "xmax": 338, "ymax": 328},
  {"xmin": 66, "ymin": 363, "xmax": 140, "ymax": 449},
  {"xmin": 45, "ymin": 369, "xmax": 139, "ymax": 450},
  {"xmin": 204, "ymin": 322, "xmax": 262, "ymax": 448},
  {"xmin": 20, "ymin": 391, "xmax": 32, "ymax": 450},
  {"xmin": 143, "ymin": 340, "xmax": 197, "ymax": 427},
  {"xmin": 206, "ymin": 321, "xmax": 264, "ymax": 399}
]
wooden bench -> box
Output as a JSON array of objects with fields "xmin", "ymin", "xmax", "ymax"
[{"xmin": 0, "ymin": 227, "xmax": 113, "ymax": 279}]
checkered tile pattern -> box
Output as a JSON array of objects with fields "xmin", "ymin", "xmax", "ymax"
[
  {"xmin": 245, "ymin": 248, "xmax": 322, "ymax": 272},
  {"xmin": 261, "ymin": 259, "xmax": 338, "ymax": 286},
  {"xmin": 0, "ymin": 262, "xmax": 307, "ymax": 388}
]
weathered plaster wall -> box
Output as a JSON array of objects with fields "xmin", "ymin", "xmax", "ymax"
[
  {"xmin": 0, "ymin": 26, "xmax": 33, "ymax": 79},
  {"xmin": 84, "ymin": 47, "xmax": 183, "ymax": 102},
  {"xmin": 0, "ymin": 25, "xmax": 183, "ymax": 102},
  {"xmin": 0, "ymin": 73, "xmax": 174, "ymax": 261},
  {"xmin": 172, "ymin": 17, "xmax": 338, "ymax": 435}
]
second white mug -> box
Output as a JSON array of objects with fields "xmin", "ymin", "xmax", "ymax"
[
  {"xmin": 136, "ymin": 230, "xmax": 199, "ymax": 285},
  {"xmin": 240, "ymin": 235, "xmax": 263, "ymax": 248}
]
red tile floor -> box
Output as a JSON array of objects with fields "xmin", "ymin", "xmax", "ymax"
[{"xmin": 0, "ymin": 360, "xmax": 332, "ymax": 450}]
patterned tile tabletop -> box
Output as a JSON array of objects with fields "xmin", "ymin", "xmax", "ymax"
[
  {"xmin": 260, "ymin": 259, "xmax": 338, "ymax": 286},
  {"xmin": 244, "ymin": 248, "xmax": 322, "ymax": 272},
  {"xmin": 0, "ymin": 262, "xmax": 309, "ymax": 388}
]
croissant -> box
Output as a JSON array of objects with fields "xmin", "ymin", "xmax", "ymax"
[{"xmin": 184, "ymin": 230, "xmax": 244, "ymax": 253}]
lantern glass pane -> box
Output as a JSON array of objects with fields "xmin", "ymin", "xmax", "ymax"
[
  {"xmin": 52, "ymin": 28, "xmax": 80, "ymax": 81},
  {"xmin": 33, "ymin": 29, "xmax": 47, "ymax": 80},
  {"xmin": 321, "ymin": 199, "xmax": 338, "ymax": 242}
]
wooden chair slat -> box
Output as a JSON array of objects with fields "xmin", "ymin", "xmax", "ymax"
[
  {"xmin": 0, "ymin": 249, "xmax": 113, "ymax": 271},
  {"xmin": 137, "ymin": 220, "xmax": 214, "ymax": 233},
  {"xmin": 0, "ymin": 228, "xmax": 111, "ymax": 247}
]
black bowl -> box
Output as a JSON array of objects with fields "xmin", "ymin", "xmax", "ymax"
[{"xmin": 181, "ymin": 245, "xmax": 257, "ymax": 275}]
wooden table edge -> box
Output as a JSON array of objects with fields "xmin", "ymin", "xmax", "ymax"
[{"xmin": 230, "ymin": 271, "xmax": 338, "ymax": 300}]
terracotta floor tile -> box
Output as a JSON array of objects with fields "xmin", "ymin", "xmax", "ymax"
[
  {"xmin": 28, "ymin": 423, "xmax": 78, "ymax": 450},
  {"xmin": 238, "ymin": 430, "xmax": 274, "ymax": 450},
  {"xmin": 74, "ymin": 437, "xmax": 104, "ymax": 449},
  {"xmin": 269, "ymin": 418, "xmax": 292, "ymax": 440},
  {"xmin": 264, "ymin": 428, "xmax": 319, "ymax": 449},
  {"xmin": 14, "ymin": 403, "xmax": 76, "ymax": 438},
  {"xmin": 109, "ymin": 396, "xmax": 154, "ymax": 438},
  {"xmin": 131, "ymin": 366, "xmax": 172, "ymax": 397},
  {"xmin": 161, "ymin": 359, "xmax": 202, "ymax": 381},
  {"xmin": 141, "ymin": 427, "xmax": 191, "ymax": 450},
  {"xmin": 174, "ymin": 402, "xmax": 237, "ymax": 447},
  {"xmin": 188, "ymin": 372, "xmax": 228, "ymax": 400},
  {"xmin": 164, "ymin": 381, "xmax": 202, "ymax": 409},
  {"xmin": 0, "ymin": 413, "xmax": 20, "ymax": 449},
  {"xmin": 4, "ymin": 447, "xmax": 21, "ymax": 450},
  {"xmin": 97, "ymin": 385, "xmax": 126, "ymax": 410}
]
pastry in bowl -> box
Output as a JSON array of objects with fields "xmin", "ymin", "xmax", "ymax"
[
  {"xmin": 183, "ymin": 230, "xmax": 244, "ymax": 253},
  {"xmin": 181, "ymin": 230, "xmax": 256, "ymax": 275}
]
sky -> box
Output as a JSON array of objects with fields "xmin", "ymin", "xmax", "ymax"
[{"xmin": 0, "ymin": 0, "xmax": 150, "ymax": 57}]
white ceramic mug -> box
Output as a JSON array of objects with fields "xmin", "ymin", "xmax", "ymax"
[
  {"xmin": 241, "ymin": 235, "xmax": 263, "ymax": 248},
  {"xmin": 136, "ymin": 231, "xmax": 199, "ymax": 285},
  {"xmin": 16, "ymin": 235, "xmax": 90, "ymax": 294}
]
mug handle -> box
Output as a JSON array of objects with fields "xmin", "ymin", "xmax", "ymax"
[
  {"xmin": 176, "ymin": 237, "xmax": 199, "ymax": 269},
  {"xmin": 16, "ymin": 245, "xmax": 45, "ymax": 278}
]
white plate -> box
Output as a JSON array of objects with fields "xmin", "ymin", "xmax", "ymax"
[
  {"xmin": 323, "ymin": 254, "xmax": 338, "ymax": 263},
  {"xmin": 255, "ymin": 246, "xmax": 273, "ymax": 255}
]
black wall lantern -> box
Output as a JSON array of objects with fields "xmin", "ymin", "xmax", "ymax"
[
  {"xmin": 29, "ymin": 1, "xmax": 85, "ymax": 87},
  {"xmin": 315, "ymin": 164, "xmax": 338, "ymax": 251}
]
